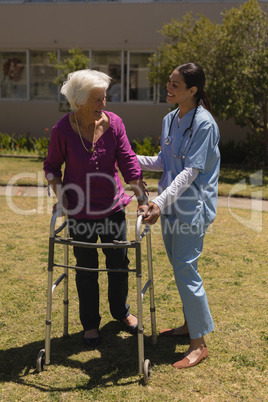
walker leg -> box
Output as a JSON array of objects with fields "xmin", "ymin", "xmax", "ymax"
[
  {"xmin": 44, "ymin": 274, "xmax": 53, "ymax": 365},
  {"xmin": 44, "ymin": 237, "xmax": 54, "ymax": 366},
  {"xmin": 146, "ymin": 230, "xmax": 157, "ymax": 345},
  {"xmin": 63, "ymin": 224, "xmax": 69, "ymax": 336},
  {"xmin": 136, "ymin": 243, "xmax": 145, "ymax": 376},
  {"xmin": 137, "ymin": 275, "xmax": 145, "ymax": 376}
]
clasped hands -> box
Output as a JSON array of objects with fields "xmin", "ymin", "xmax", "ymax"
[{"xmin": 137, "ymin": 202, "xmax": 160, "ymax": 225}]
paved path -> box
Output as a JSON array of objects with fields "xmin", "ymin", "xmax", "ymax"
[{"xmin": 1, "ymin": 186, "xmax": 267, "ymax": 211}]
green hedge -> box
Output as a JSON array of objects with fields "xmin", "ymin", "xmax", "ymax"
[
  {"xmin": 132, "ymin": 135, "xmax": 266, "ymax": 168},
  {"xmin": 0, "ymin": 132, "xmax": 49, "ymax": 158},
  {"xmin": 1, "ymin": 132, "xmax": 266, "ymax": 168}
]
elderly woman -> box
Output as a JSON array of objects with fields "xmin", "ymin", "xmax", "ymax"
[{"xmin": 43, "ymin": 69, "xmax": 148, "ymax": 347}]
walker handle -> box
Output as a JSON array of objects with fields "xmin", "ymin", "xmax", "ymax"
[
  {"xmin": 135, "ymin": 214, "xmax": 150, "ymax": 241},
  {"xmin": 50, "ymin": 209, "xmax": 67, "ymax": 237}
]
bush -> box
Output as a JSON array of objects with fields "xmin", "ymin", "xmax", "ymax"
[
  {"xmin": 133, "ymin": 136, "xmax": 266, "ymax": 169},
  {"xmin": 132, "ymin": 137, "xmax": 160, "ymax": 156},
  {"xmin": 33, "ymin": 137, "xmax": 50, "ymax": 158},
  {"xmin": 0, "ymin": 132, "xmax": 17, "ymax": 151},
  {"xmin": 132, "ymin": 136, "xmax": 266, "ymax": 168},
  {"xmin": 16, "ymin": 134, "xmax": 35, "ymax": 152},
  {"xmin": 0, "ymin": 132, "xmax": 49, "ymax": 158},
  {"xmin": 219, "ymin": 134, "xmax": 267, "ymax": 168}
]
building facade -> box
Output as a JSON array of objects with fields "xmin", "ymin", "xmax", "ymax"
[{"xmin": 0, "ymin": 0, "xmax": 256, "ymax": 142}]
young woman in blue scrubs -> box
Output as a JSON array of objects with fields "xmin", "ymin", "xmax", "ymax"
[{"xmin": 138, "ymin": 63, "xmax": 220, "ymax": 369}]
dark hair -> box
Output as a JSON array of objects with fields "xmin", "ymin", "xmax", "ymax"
[{"xmin": 176, "ymin": 62, "xmax": 211, "ymax": 112}]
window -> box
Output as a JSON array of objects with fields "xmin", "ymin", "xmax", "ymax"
[
  {"xmin": 22, "ymin": 0, "xmax": 118, "ymax": 2},
  {"xmin": 0, "ymin": 1, "xmax": 24, "ymax": 3},
  {"xmin": 60, "ymin": 49, "xmax": 90, "ymax": 65},
  {"xmin": 52, "ymin": 0, "xmax": 86, "ymax": 2},
  {"xmin": 30, "ymin": 51, "xmax": 58, "ymax": 100},
  {"xmin": 24, "ymin": 0, "xmax": 54, "ymax": 2},
  {"xmin": 91, "ymin": 51, "xmax": 154, "ymax": 102},
  {"xmin": 0, "ymin": 52, "xmax": 27, "ymax": 99},
  {"xmin": 91, "ymin": 51, "xmax": 122, "ymax": 102},
  {"xmin": 121, "ymin": 0, "xmax": 152, "ymax": 2},
  {"xmin": 0, "ymin": 49, "xmax": 155, "ymax": 103},
  {"xmin": 127, "ymin": 52, "xmax": 153, "ymax": 102},
  {"xmin": 58, "ymin": 50, "xmax": 89, "ymax": 103}
]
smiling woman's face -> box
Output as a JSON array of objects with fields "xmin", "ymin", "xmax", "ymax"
[
  {"xmin": 166, "ymin": 69, "xmax": 191, "ymax": 106},
  {"xmin": 81, "ymin": 88, "xmax": 107, "ymax": 121}
]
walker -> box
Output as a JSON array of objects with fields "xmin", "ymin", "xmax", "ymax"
[{"xmin": 36, "ymin": 211, "xmax": 157, "ymax": 384}]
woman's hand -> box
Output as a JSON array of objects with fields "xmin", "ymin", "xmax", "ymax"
[
  {"xmin": 141, "ymin": 202, "xmax": 161, "ymax": 225},
  {"xmin": 137, "ymin": 204, "xmax": 149, "ymax": 220},
  {"xmin": 52, "ymin": 195, "xmax": 68, "ymax": 216}
]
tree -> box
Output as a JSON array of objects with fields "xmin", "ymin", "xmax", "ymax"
[
  {"xmin": 148, "ymin": 0, "xmax": 268, "ymax": 165},
  {"xmin": 48, "ymin": 48, "xmax": 90, "ymax": 111}
]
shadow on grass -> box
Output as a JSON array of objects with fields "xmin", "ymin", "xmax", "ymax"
[{"xmin": 0, "ymin": 321, "xmax": 189, "ymax": 392}]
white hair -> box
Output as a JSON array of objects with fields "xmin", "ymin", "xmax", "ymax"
[{"xmin": 61, "ymin": 69, "xmax": 112, "ymax": 112}]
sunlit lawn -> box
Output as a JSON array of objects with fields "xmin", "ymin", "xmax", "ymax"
[
  {"xmin": 0, "ymin": 194, "xmax": 267, "ymax": 401},
  {"xmin": 0, "ymin": 157, "xmax": 268, "ymax": 199}
]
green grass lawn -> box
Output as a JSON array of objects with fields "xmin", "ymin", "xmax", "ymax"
[
  {"xmin": 0, "ymin": 156, "xmax": 46, "ymax": 186},
  {"xmin": 0, "ymin": 195, "xmax": 267, "ymax": 401},
  {"xmin": 0, "ymin": 156, "xmax": 268, "ymax": 199}
]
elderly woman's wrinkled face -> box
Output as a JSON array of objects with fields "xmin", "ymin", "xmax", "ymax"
[{"xmin": 80, "ymin": 88, "xmax": 107, "ymax": 121}]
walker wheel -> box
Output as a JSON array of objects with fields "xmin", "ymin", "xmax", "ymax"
[
  {"xmin": 36, "ymin": 349, "xmax": 46, "ymax": 372},
  {"xmin": 143, "ymin": 359, "xmax": 151, "ymax": 384}
]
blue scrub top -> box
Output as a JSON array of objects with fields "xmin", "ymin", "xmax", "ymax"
[{"xmin": 158, "ymin": 105, "xmax": 221, "ymax": 227}]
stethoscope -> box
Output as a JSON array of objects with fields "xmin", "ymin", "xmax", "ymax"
[{"xmin": 165, "ymin": 106, "xmax": 198, "ymax": 159}]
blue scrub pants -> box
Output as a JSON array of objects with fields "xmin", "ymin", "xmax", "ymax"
[{"xmin": 161, "ymin": 215, "xmax": 214, "ymax": 339}]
